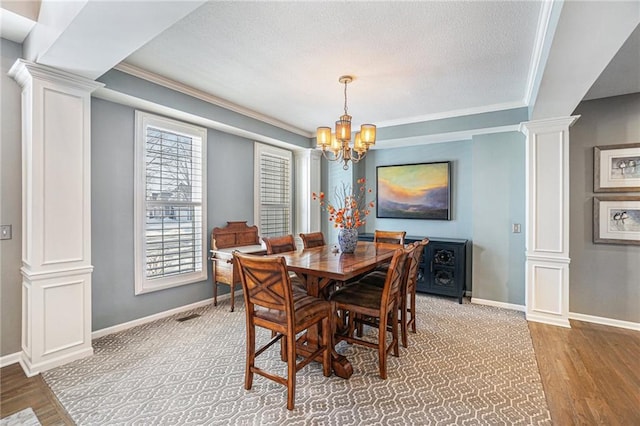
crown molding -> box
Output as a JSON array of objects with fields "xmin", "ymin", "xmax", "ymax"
[
  {"xmin": 524, "ymin": 0, "xmax": 560, "ymax": 106},
  {"xmin": 375, "ymin": 100, "xmax": 527, "ymax": 128},
  {"xmin": 373, "ymin": 124, "xmax": 520, "ymax": 149},
  {"xmin": 113, "ymin": 62, "xmax": 312, "ymax": 138},
  {"xmin": 93, "ymin": 86, "xmax": 307, "ymax": 153}
]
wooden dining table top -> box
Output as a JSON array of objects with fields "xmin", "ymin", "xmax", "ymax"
[{"xmin": 275, "ymin": 241, "xmax": 400, "ymax": 283}]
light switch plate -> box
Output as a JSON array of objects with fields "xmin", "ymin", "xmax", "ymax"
[
  {"xmin": 512, "ymin": 223, "xmax": 521, "ymax": 233},
  {"xmin": 0, "ymin": 225, "xmax": 11, "ymax": 240}
]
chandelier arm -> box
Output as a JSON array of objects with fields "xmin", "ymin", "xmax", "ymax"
[
  {"xmin": 350, "ymin": 150, "xmax": 367, "ymax": 164},
  {"xmin": 320, "ymin": 148, "xmax": 342, "ymax": 163}
]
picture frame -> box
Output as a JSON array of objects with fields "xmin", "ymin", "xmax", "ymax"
[
  {"xmin": 593, "ymin": 196, "xmax": 640, "ymax": 245},
  {"xmin": 376, "ymin": 161, "xmax": 451, "ymax": 220},
  {"xmin": 594, "ymin": 143, "xmax": 640, "ymax": 192}
]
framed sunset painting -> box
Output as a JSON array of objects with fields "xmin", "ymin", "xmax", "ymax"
[{"xmin": 376, "ymin": 161, "xmax": 451, "ymax": 220}]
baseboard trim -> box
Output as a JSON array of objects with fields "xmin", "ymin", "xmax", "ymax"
[
  {"xmin": 470, "ymin": 297, "xmax": 526, "ymax": 312},
  {"xmin": 569, "ymin": 312, "xmax": 640, "ymax": 331},
  {"xmin": 0, "ymin": 351, "xmax": 21, "ymax": 368},
  {"xmin": 92, "ymin": 296, "xmax": 218, "ymax": 339},
  {"xmin": 20, "ymin": 347, "xmax": 94, "ymax": 377},
  {"xmin": 526, "ymin": 312, "xmax": 571, "ymax": 328}
]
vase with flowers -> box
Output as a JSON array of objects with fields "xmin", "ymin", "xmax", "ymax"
[{"xmin": 312, "ymin": 178, "xmax": 375, "ymax": 253}]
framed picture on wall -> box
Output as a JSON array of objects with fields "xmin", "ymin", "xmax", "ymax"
[
  {"xmin": 593, "ymin": 196, "xmax": 640, "ymax": 245},
  {"xmin": 594, "ymin": 143, "xmax": 640, "ymax": 192},
  {"xmin": 376, "ymin": 161, "xmax": 451, "ymax": 220}
]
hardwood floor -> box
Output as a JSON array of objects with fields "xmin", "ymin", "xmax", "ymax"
[
  {"xmin": 529, "ymin": 319, "xmax": 640, "ymax": 425},
  {"xmin": 0, "ymin": 363, "xmax": 73, "ymax": 425},
  {"xmin": 1, "ymin": 320, "xmax": 638, "ymax": 425}
]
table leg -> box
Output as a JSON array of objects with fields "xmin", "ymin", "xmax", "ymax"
[{"xmin": 294, "ymin": 273, "xmax": 353, "ymax": 379}]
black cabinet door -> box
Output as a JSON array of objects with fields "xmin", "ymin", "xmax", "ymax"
[
  {"xmin": 358, "ymin": 234, "xmax": 468, "ymax": 303},
  {"xmin": 418, "ymin": 240, "xmax": 466, "ymax": 303}
]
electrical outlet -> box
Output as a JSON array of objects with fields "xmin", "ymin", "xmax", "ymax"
[
  {"xmin": 0, "ymin": 225, "xmax": 11, "ymax": 240},
  {"xmin": 512, "ymin": 223, "xmax": 521, "ymax": 233}
]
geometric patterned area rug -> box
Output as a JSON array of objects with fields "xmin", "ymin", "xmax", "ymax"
[
  {"xmin": 0, "ymin": 408, "xmax": 41, "ymax": 426},
  {"xmin": 43, "ymin": 294, "xmax": 551, "ymax": 425}
]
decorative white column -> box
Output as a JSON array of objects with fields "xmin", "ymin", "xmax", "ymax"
[
  {"xmin": 519, "ymin": 116, "xmax": 579, "ymax": 328},
  {"xmin": 294, "ymin": 149, "xmax": 322, "ymax": 239},
  {"xmin": 9, "ymin": 60, "xmax": 104, "ymax": 376}
]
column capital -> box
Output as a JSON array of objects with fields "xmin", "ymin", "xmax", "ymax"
[
  {"xmin": 9, "ymin": 59, "xmax": 104, "ymax": 92},
  {"xmin": 519, "ymin": 115, "xmax": 580, "ymax": 135},
  {"xmin": 294, "ymin": 148, "xmax": 323, "ymax": 160}
]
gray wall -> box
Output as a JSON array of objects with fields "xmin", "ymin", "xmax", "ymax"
[
  {"xmin": 1, "ymin": 39, "xmax": 23, "ymax": 356},
  {"xmin": 570, "ymin": 93, "xmax": 640, "ymax": 323},
  {"xmin": 91, "ymin": 98, "xmax": 257, "ymax": 330}
]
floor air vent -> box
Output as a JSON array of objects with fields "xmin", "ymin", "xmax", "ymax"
[{"xmin": 176, "ymin": 314, "xmax": 201, "ymax": 322}]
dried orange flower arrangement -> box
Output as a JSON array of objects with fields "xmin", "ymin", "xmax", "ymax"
[{"xmin": 312, "ymin": 178, "xmax": 375, "ymax": 229}]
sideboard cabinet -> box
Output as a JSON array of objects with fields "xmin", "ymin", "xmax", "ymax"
[{"xmin": 358, "ymin": 234, "xmax": 468, "ymax": 303}]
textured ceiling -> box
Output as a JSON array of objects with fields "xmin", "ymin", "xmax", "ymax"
[
  {"xmin": 3, "ymin": 1, "xmax": 636, "ymax": 135},
  {"xmin": 123, "ymin": 1, "xmax": 542, "ymax": 134}
]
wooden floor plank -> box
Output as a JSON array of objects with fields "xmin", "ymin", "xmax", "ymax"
[
  {"xmin": 529, "ymin": 319, "xmax": 640, "ymax": 425},
  {"xmin": 0, "ymin": 364, "xmax": 73, "ymax": 425}
]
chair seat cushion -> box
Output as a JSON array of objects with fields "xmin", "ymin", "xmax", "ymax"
[
  {"xmin": 373, "ymin": 262, "xmax": 390, "ymax": 273},
  {"xmin": 329, "ymin": 282, "xmax": 383, "ymax": 310},
  {"xmin": 358, "ymin": 271, "xmax": 387, "ymax": 287},
  {"xmin": 255, "ymin": 292, "xmax": 330, "ymax": 329}
]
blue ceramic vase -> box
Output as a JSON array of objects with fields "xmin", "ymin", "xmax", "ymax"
[{"xmin": 338, "ymin": 228, "xmax": 358, "ymax": 253}]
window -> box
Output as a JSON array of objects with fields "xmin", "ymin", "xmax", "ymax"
[
  {"xmin": 254, "ymin": 143, "xmax": 292, "ymax": 238},
  {"xmin": 134, "ymin": 111, "xmax": 207, "ymax": 294}
]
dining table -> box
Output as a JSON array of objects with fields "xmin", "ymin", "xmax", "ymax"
[{"xmin": 275, "ymin": 241, "xmax": 400, "ymax": 379}]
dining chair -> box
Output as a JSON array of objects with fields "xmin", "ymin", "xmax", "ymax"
[
  {"xmin": 263, "ymin": 234, "xmax": 297, "ymax": 254},
  {"xmin": 299, "ymin": 231, "xmax": 326, "ymax": 249},
  {"xmin": 358, "ymin": 241, "xmax": 425, "ymax": 347},
  {"xmin": 329, "ymin": 245, "xmax": 410, "ymax": 379},
  {"xmin": 233, "ymin": 252, "xmax": 332, "ymax": 410},
  {"xmin": 372, "ymin": 230, "xmax": 406, "ymax": 273},
  {"xmin": 373, "ymin": 229, "xmax": 406, "ymax": 245},
  {"xmin": 407, "ymin": 238, "xmax": 429, "ymax": 334}
]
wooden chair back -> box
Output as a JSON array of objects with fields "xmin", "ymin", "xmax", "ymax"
[
  {"xmin": 406, "ymin": 238, "xmax": 429, "ymax": 334},
  {"xmin": 263, "ymin": 234, "xmax": 297, "ymax": 254},
  {"xmin": 330, "ymin": 245, "xmax": 411, "ymax": 379},
  {"xmin": 299, "ymin": 232, "xmax": 326, "ymax": 249},
  {"xmin": 235, "ymin": 253, "xmax": 293, "ymax": 317},
  {"xmin": 233, "ymin": 251, "xmax": 332, "ymax": 410},
  {"xmin": 374, "ymin": 230, "xmax": 406, "ymax": 245}
]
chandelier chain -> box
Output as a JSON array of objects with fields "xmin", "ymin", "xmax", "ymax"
[{"xmin": 343, "ymin": 79, "xmax": 348, "ymax": 116}]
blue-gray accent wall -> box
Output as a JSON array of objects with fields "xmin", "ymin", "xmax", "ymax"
[
  {"xmin": 471, "ymin": 132, "xmax": 526, "ymax": 305},
  {"xmin": 91, "ymin": 98, "xmax": 258, "ymax": 330},
  {"xmin": 361, "ymin": 133, "xmax": 526, "ymax": 305},
  {"xmin": 98, "ymin": 69, "xmax": 310, "ymax": 149},
  {"xmin": 364, "ymin": 140, "xmax": 473, "ymax": 239}
]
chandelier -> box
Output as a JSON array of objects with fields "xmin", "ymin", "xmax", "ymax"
[{"xmin": 316, "ymin": 75, "xmax": 376, "ymax": 170}]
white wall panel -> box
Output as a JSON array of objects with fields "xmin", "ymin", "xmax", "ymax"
[
  {"xmin": 531, "ymin": 264, "xmax": 563, "ymax": 314},
  {"xmin": 42, "ymin": 89, "xmax": 85, "ymax": 264},
  {"xmin": 43, "ymin": 280, "xmax": 85, "ymax": 354},
  {"xmin": 533, "ymin": 132, "xmax": 564, "ymax": 253}
]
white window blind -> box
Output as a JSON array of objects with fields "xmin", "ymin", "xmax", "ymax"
[
  {"xmin": 135, "ymin": 111, "xmax": 207, "ymax": 294},
  {"xmin": 255, "ymin": 143, "xmax": 292, "ymax": 238}
]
